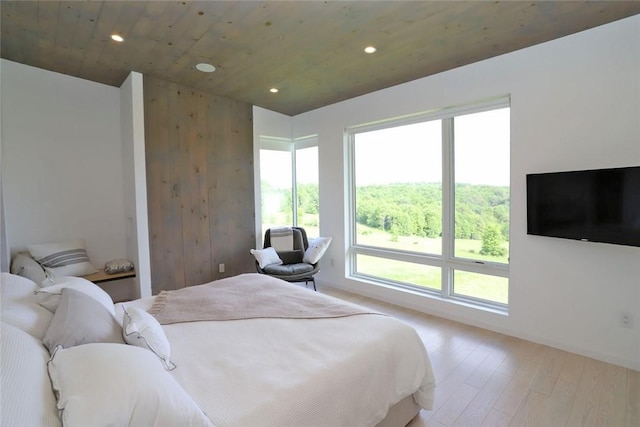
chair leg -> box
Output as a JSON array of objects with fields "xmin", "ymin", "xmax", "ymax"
[{"xmin": 311, "ymin": 277, "xmax": 316, "ymax": 291}]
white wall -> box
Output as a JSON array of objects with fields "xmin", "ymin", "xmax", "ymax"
[
  {"xmin": 1, "ymin": 60, "xmax": 127, "ymax": 266},
  {"xmin": 119, "ymin": 72, "xmax": 152, "ymax": 299},
  {"xmin": 256, "ymin": 16, "xmax": 640, "ymax": 370},
  {"xmin": 1, "ymin": 61, "xmax": 152, "ymax": 300}
]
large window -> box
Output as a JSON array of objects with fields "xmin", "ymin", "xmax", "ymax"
[
  {"xmin": 260, "ymin": 147, "xmax": 293, "ymax": 226},
  {"xmin": 348, "ymin": 98, "xmax": 510, "ymax": 309},
  {"xmin": 259, "ymin": 136, "xmax": 319, "ymax": 239}
]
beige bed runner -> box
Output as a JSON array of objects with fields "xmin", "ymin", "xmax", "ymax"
[{"xmin": 148, "ymin": 273, "xmax": 382, "ymax": 325}]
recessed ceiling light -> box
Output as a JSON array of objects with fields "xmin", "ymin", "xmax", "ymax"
[
  {"xmin": 196, "ymin": 63, "xmax": 216, "ymax": 73},
  {"xmin": 111, "ymin": 34, "xmax": 124, "ymax": 42},
  {"xmin": 364, "ymin": 46, "xmax": 377, "ymax": 54},
  {"xmin": 270, "ymin": 88, "xmax": 279, "ymax": 93}
]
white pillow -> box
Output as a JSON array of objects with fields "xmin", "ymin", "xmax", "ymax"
[
  {"xmin": 250, "ymin": 247, "xmax": 283, "ymax": 269},
  {"xmin": 1, "ymin": 323, "xmax": 61, "ymax": 427},
  {"xmin": 122, "ymin": 304, "xmax": 175, "ymax": 370},
  {"xmin": 0, "ymin": 302, "xmax": 54, "ymax": 341},
  {"xmin": 303, "ymin": 236, "xmax": 332, "ymax": 264},
  {"xmin": 1, "ymin": 272, "xmax": 39, "ymax": 299},
  {"xmin": 43, "ymin": 288, "xmax": 124, "ymax": 354},
  {"xmin": 10, "ymin": 252, "xmax": 47, "ymax": 285},
  {"xmin": 47, "ymin": 344, "xmax": 213, "ymax": 427},
  {"xmin": 27, "ymin": 239, "xmax": 97, "ymax": 277},
  {"xmin": 35, "ymin": 276, "xmax": 115, "ymax": 315},
  {"xmin": 1, "ymin": 273, "xmax": 53, "ymax": 340}
]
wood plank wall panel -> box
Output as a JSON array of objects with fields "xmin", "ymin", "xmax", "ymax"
[
  {"xmin": 145, "ymin": 77, "xmax": 186, "ymax": 293},
  {"xmin": 144, "ymin": 76, "xmax": 255, "ymax": 293},
  {"xmin": 207, "ymin": 95, "xmax": 256, "ymax": 281}
]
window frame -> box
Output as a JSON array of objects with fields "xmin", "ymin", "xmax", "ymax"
[
  {"xmin": 258, "ymin": 135, "xmax": 319, "ymax": 241},
  {"xmin": 346, "ymin": 96, "xmax": 510, "ymax": 311}
]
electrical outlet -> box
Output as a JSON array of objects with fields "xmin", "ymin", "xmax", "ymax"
[
  {"xmin": 621, "ymin": 312, "xmax": 634, "ymax": 328},
  {"xmin": 218, "ymin": 263, "xmax": 225, "ymax": 273}
]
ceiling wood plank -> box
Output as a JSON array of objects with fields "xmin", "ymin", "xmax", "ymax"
[
  {"xmin": 14, "ymin": 1, "xmax": 41, "ymax": 67},
  {"xmin": 127, "ymin": 1, "xmax": 194, "ymax": 82},
  {"xmin": 93, "ymin": 1, "xmax": 148, "ymax": 85},
  {"xmin": 1, "ymin": 2, "xmax": 23, "ymax": 62},
  {"xmin": 35, "ymin": 1, "xmax": 61, "ymax": 74},
  {"xmin": 54, "ymin": 2, "xmax": 83, "ymax": 74}
]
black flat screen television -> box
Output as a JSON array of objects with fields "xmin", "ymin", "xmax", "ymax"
[{"xmin": 527, "ymin": 166, "xmax": 640, "ymax": 247}]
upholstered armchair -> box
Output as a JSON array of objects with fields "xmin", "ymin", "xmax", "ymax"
[{"xmin": 252, "ymin": 227, "xmax": 330, "ymax": 291}]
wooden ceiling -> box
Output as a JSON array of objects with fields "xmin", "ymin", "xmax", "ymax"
[{"xmin": 2, "ymin": 1, "xmax": 639, "ymax": 116}]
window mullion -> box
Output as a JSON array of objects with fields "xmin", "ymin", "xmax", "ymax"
[
  {"xmin": 441, "ymin": 118, "xmax": 454, "ymax": 297},
  {"xmin": 291, "ymin": 144, "xmax": 297, "ymax": 226}
]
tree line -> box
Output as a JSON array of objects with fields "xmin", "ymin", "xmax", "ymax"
[
  {"xmin": 270, "ymin": 182, "xmax": 509, "ymax": 256},
  {"xmin": 358, "ymin": 182, "xmax": 507, "ymax": 229}
]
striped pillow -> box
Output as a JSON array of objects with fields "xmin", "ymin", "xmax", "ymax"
[{"xmin": 27, "ymin": 239, "xmax": 97, "ymax": 277}]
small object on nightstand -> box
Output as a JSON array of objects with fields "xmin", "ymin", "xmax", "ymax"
[{"xmin": 104, "ymin": 259, "xmax": 134, "ymax": 274}]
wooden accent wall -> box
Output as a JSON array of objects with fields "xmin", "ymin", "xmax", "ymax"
[{"xmin": 144, "ymin": 76, "xmax": 255, "ymax": 293}]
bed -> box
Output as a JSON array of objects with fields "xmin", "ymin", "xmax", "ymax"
[{"xmin": 1, "ymin": 270, "xmax": 435, "ymax": 426}]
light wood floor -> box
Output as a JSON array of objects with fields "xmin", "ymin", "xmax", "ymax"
[{"xmin": 320, "ymin": 287, "xmax": 640, "ymax": 427}]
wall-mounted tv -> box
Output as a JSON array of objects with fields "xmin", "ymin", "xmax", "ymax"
[{"xmin": 527, "ymin": 166, "xmax": 640, "ymax": 247}]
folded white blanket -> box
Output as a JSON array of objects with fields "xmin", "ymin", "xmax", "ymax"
[{"xmin": 270, "ymin": 227, "xmax": 293, "ymax": 251}]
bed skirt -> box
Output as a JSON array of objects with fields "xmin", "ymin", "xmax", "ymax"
[{"xmin": 376, "ymin": 394, "xmax": 422, "ymax": 427}]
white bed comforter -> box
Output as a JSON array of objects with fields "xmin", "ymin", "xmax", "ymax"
[{"xmin": 121, "ymin": 286, "xmax": 435, "ymax": 427}]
